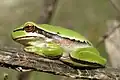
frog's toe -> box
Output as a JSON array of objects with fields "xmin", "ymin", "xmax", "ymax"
[{"xmin": 24, "ymin": 46, "xmax": 36, "ymax": 52}]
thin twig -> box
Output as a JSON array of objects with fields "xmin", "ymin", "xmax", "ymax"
[
  {"xmin": 109, "ymin": 0, "xmax": 120, "ymax": 13},
  {"xmin": 96, "ymin": 21, "xmax": 120, "ymax": 47},
  {"xmin": 37, "ymin": 0, "xmax": 58, "ymax": 24}
]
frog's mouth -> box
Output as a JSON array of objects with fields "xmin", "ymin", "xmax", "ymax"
[
  {"xmin": 13, "ymin": 31, "xmax": 46, "ymax": 44},
  {"xmin": 15, "ymin": 36, "xmax": 36, "ymax": 40},
  {"xmin": 13, "ymin": 36, "xmax": 39, "ymax": 45}
]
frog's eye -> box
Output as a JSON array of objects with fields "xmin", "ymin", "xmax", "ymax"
[{"xmin": 24, "ymin": 24, "xmax": 35, "ymax": 32}]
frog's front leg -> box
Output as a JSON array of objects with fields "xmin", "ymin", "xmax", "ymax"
[
  {"xmin": 69, "ymin": 47, "xmax": 106, "ymax": 67},
  {"xmin": 24, "ymin": 42, "xmax": 63, "ymax": 59}
]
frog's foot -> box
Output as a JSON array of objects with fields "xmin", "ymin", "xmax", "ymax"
[
  {"xmin": 24, "ymin": 42, "xmax": 63, "ymax": 59},
  {"xmin": 41, "ymin": 42, "xmax": 63, "ymax": 59},
  {"xmin": 24, "ymin": 46, "xmax": 45, "ymax": 57}
]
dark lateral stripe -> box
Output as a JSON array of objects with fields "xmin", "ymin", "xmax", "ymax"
[
  {"xmin": 13, "ymin": 28, "xmax": 24, "ymax": 32},
  {"xmin": 37, "ymin": 28, "xmax": 90, "ymax": 45},
  {"xmin": 13, "ymin": 36, "xmax": 38, "ymax": 41},
  {"xmin": 61, "ymin": 61, "xmax": 103, "ymax": 69},
  {"xmin": 13, "ymin": 26, "xmax": 90, "ymax": 45},
  {"xmin": 69, "ymin": 54, "xmax": 104, "ymax": 68}
]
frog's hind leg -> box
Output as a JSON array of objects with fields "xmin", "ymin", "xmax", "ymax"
[{"xmin": 69, "ymin": 47, "xmax": 106, "ymax": 68}]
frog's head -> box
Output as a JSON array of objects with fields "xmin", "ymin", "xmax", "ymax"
[{"xmin": 11, "ymin": 22, "xmax": 45, "ymax": 45}]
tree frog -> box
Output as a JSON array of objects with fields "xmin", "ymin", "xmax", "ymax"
[{"xmin": 11, "ymin": 22, "xmax": 106, "ymax": 68}]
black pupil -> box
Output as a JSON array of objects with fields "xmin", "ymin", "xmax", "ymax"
[{"xmin": 24, "ymin": 26, "xmax": 35, "ymax": 32}]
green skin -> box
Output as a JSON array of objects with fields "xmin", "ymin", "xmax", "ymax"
[{"xmin": 11, "ymin": 22, "xmax": 106, "ymax": 68}]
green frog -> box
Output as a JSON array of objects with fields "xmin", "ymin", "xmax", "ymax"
[{"xmin": 11, "ymin": 22, "xmax": 106, "ymax": 68}]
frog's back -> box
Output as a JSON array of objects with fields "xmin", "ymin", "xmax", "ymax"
[{"xmin": 39, "ymin": 24, "xmax": 91, "ymax": 44}]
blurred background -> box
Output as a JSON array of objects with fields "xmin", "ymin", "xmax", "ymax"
[{"xmin": 0, "ymin": 0, "xmax": 119, "ymax": 80}]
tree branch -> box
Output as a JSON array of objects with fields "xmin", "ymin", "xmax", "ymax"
[
  {"xmin": 0, "ymin": 46, "xmax": 119, "ymax": 80},
  {"xmin": 37, "ymin": 0, "xmax": 58, "ymax": 24},
  {"xmin": 96, "ymin": 20, "xmax": 120, "ymax": 47},
  {"xmin": 109, "ymin": 0, "xmax": 120, "ymax": 13}
]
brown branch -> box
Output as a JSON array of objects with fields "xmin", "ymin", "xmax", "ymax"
[
  {"xmin": 109, "ymin": 0, "xmax": 120, "ymax": 13},
  {"xmin": 96, "ymin": 20, "xmax": 120, "ymax": 47},
  {"xmin": 0, "ymin": 46, "xmax": 120, "ymax": 80},
  {"xmin": 96, "ymin": 0, "xmax": 120, "ymax": 47},
  {"xmin": 37, "ymin": 0, "xmax": 58, "ymax": 24}
]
